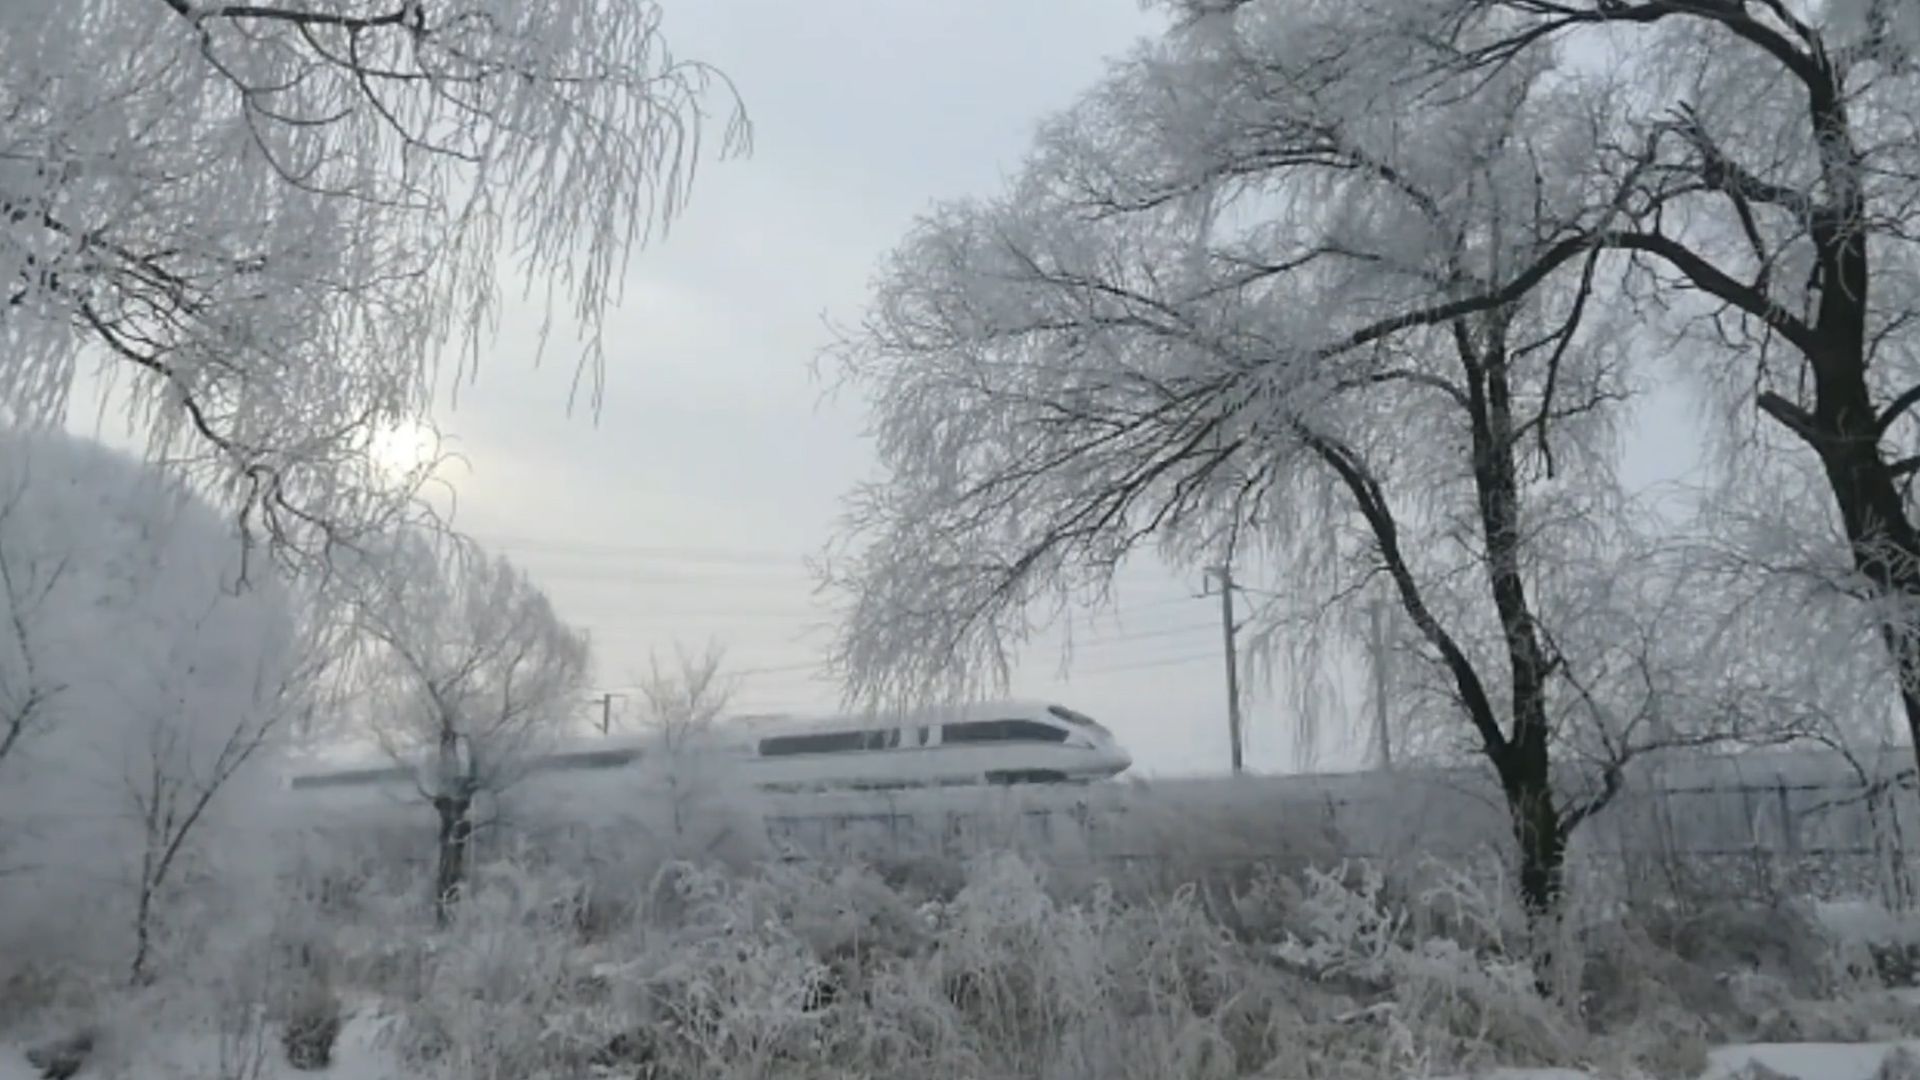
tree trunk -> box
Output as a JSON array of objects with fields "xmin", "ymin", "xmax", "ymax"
[
  {"xmin": 1780, "ymin": 52, "xmax": 1920, "ymax": 803},
  {"xmin": 1813, "ymin": 426, "xmax": 1920, "ymax": 759},
  {"xmin": 1465, "ymin": 318, "xmax": 1571, "ymax": 917},
  {"xmin": 1501, "ymin": 749, "xmax": 1567, "ymax": 917},
  {"xmin": 129, "ymin": 876, "xmax": 156, "ymax": 986},
  {"xmin": 433, "ymin": 794, "xmax": 472, "ymax": 926}
]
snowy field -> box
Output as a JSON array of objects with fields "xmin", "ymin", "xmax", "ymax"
[
  {"xmin": 8, "ymin": 825, "xmax": 1920, "ymax": 1080},
  {"xmin": 7, "ymin": 1027, "xmax": 1920, "ymax": 1080}
]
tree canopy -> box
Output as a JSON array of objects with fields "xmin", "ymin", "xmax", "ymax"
[
  {"xmin": 822, "ymin": 0, "xmax": 1906, "ymax": 910},
  {"xmin": 1, "ymin": 0, "xmax": 747, "ymax": 563}
]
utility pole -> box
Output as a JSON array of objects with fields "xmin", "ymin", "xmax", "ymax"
[
  {"xmin": 594, "ymin": 691, "xmax": 624, "ymax": 736},
  {"xmin": 1369, "ymin": 593, "xmax": 1393, "ymax": 772},
  {"xmin": 1209, "ymin": 565, "xmax": 1245, "ymax": 775}
]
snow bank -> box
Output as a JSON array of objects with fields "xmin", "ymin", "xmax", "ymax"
[
  {"xmin": 1703, "ymin": 1041, "xmax": 1920, "ymax": 1080},
  {"xmin": 1428, "ymin": 1042, "xmax": 1920, "ymax": 1080},
  {"xmin": 1815, "ymin": 901, "xmax": 1920, "ymax": 949},
  {"xmin": 0, "ymin": 1012, "xmax": 404, "ymax": 1080}
]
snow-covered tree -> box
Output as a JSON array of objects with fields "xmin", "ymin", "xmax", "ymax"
[
  {"xmin": 629, "ymin": 641, "xmax": 752, "ymax": 859},
  {"xmin": 1058, "ymin": 2, "xmax": 1920, "ymax": 776},
  {"xmin": 0, "ymin": 478, "xmax": 71, "ymax": 774},
  {"xmin": 346, "ymin": 530, "xmax": 589, "ymax": 922},
  {"xmin": 119, "ymin": 585, "xmax": 345, "ymax": 983},
  {"xmin": 0, "ymin": 0, "xmax": 747, "ymax": 563},
  {"xmin": 1660, "ymin": 454, "xmax": 1920, "ymax": 903},
  {"xmin": 823, "ymin": 0, "xmax": 1782, "ymax": 913},
  {"xmin": 0, "ymin": 429, "xmax": 306, "ymax": 978}
]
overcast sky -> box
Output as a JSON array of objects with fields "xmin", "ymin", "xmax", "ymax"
[
  {"xmin": 433, "ymin": 0, "xmax": 1287, "ymax": 777},
  {"xmin": 72, "ymin": 0, "xmax": 1699, "ymax": 778}
]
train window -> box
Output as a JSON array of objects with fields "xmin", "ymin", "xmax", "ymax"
[
  {"xmin": 758, "ymin": 727, "xmax": 904, "ymax": 756},
  {"xmin": 1047, "ymin": 705, "xmax": 1109, "ymax": 733},
  {"xmin": 759, "ymin": 730, "xmax": 872, "ymax": 756},
  {"xmin": 541, "ymin": 747, "xmax": 643, "ymax": 772},
  {"xmin": 940, "ymin": 720, "xmax": 1070, "ymax": 744},
  {"xmin": 289, "ymin": 764, "xmax": 415, "ymax": 789}
]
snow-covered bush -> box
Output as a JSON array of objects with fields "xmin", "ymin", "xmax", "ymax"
[
  {"xmin": 0, "ymin": 430, "xmax": 310, "ymax": 983},
  {"xmin": 1273, "ymin": 860, "xmax": 1576, "ymax": 1074},
  {"xmin": 1816, "ymin": 899, "xmax": 1920, "ymax": 988},
  {"xmin": 37, "ymin": 813, "xmax": 1916, "ymax": 1080}
]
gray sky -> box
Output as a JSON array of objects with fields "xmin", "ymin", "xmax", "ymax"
[
  {"xmin": 432, "ymin": 0, "xmax": 1288, "ymax": 778},
  {"xmin": 71, "ymin": 0, "xmax": 1700, "ymax": 778}
]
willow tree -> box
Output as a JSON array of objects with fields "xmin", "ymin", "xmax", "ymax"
[
  {"xmin": 0, "ymin": 0, "xmax": 746, "ymax": 564},
  {"xmin": 826, "ymin": 1, "xmax": 1730, "ymax": 914},
  {"xmin": 346, "ymin": 531, "xmax": 589, "ymax": 922}
]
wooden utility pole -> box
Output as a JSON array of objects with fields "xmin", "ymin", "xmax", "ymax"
[
  {"xmin": 594, "ymin": 691, "xmax": 623, "ymax": 735},
  {"xmin": 1209, "ymin": 565, "xmax": 1245, "ymax": 775},
  {"xmin": 1369, "ymin": 594, "xmax": 1393, "ymax": 771}
]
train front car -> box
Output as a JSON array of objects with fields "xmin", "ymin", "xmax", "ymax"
[
  {"xmin": 1036, "ymin": 703, "xmax": 1131, "ymax": 781},
  {"xmin": 969, "ymin": 700, "xmax": 1132, "ymax": 784}
]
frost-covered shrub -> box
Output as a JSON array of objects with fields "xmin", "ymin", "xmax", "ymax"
[
  {"xmin": 1879, "ymin": 1046, "xmax": 1920, "ymax": 1080},
  {"xmin": 1578, "ymin": 916, "xmax": 1737, "ymax": 1041},
  {"xmin": 1815, "ymin": 899, "xmax": 1920, "ymax": 988},
  {"xmin": 112, "ymin": 836, "xmax": 1912, "ymax": 1080},
  {"xmin": 1087, "ymin": 789, "xmax": 1344, "ymax": 912},
  {"xmin": 278, "ymin": 983, "xmax": 343, "ymax": 1071},
  {"xmin": 1273, "ymin": 862, "xmax": 1575, "ymax": 1073},
  {"xmin": 1637, "ymin": 899, "xmax": 1829, "ymax": 994}
]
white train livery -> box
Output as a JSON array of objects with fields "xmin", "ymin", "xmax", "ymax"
[{"xmin": 286, "ymin": 699, "xmax": 1132, "ymax": 797}]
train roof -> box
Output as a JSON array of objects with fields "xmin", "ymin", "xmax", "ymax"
[{"xmin": 728, "ymin": 699, "xmax": 1074, "ymax": 737}]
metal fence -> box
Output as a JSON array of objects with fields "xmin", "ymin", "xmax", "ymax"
[
  {"xmin": 747, "ymin": 751, "xmax": 1920, "ymax": 907},
  {"xmin": 288, "ymin": 747, "xmax": 1920, "ymax": 910}
]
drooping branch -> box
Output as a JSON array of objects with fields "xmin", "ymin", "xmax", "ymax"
[
  {"xmin": 156, "ymin": 0, "xmax": 419, "ymax": 31},
  {"xmin": 1301, "ymin": 428, "xmax": 1511, "ymax": 760}
]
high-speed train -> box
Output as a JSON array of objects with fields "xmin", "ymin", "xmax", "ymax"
[{"xmin": 286, "ymin": 699, "xmax": 1132, "ymax": 796}]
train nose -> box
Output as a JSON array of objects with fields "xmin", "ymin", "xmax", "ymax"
[{"xmin": 1107, "ymin": 743, "xmax": 1132, "ymax": 776}]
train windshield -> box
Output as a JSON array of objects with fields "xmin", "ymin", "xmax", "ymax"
[{"xmin": 1047, "ymin": 704, "xmax": 1110, "ymax": 735}]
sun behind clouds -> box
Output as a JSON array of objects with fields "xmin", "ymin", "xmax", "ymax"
[{"xmin": 366, "ymin": 418, "xmax": 443, "ymax": 480}]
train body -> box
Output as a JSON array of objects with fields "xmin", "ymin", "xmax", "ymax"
[
  {"xmin": 285, "ymin": 699, "xmax": 1131, "ymax": 800},
  {"xmin": 279, "ymin": 709, "xmax": 1920, "ymax": 891}
]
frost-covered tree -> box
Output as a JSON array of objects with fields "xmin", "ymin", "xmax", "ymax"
[
  {"xmin": 629, "ymin": 641, "xmax": 751, "ymax": 858},
  {"xmin": 1081, "ymin": 2, "xmax": 1920, "ymax": 776},
  {"xmin": 0, "ymin": 0, "xmax": 747, "ymax": 562},
  {"xmin": 0, "ymin": 429, "xmax": 305, "ymax": 979},
  {"xmin": 824, "ymin": 1, "xmax": 1772, "ymax": 913},
  {"xmin": 1662, "ymin": 454, "xmax": 1920, "ymax": 903},
  {"xmin": 119, "ymin": 589, "xmax": 342, "ymax": 983},
  {"xmin": 0, "ymin": 480, "xmax": 70, "ymax": 773},
  {"xmin": 346, "ymin": 530, "xmax": 588, "ymax": 922}
]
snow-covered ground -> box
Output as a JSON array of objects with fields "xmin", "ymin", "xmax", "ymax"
[
  {"xmin": 0, "ymin": 1013, "xmax": 406, "ymax": 1080},
  {"xmin": 5, "ymin": 1033, "xmax": 1915, "ymax": 1080},
  {"xmin": 1434, "ymin": 1041, "xmax": 1920, "ymax": 1079}
]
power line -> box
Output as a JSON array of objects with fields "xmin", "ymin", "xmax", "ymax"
[
  {"xmin": 1062, "ymin": 621, "xmax": 1216, "ymax": 649},
  {"xmin": 556, "ymin": 607, "xmax": 835, "ymax": 621},
  {"xmin": 516, "ymin": 568, "xmax": 821, "ymax": 587},
  {"xmin": 489, "ymin": 534, "xmax": 1216, "ymax": 603},
  {"xmin": 587, "ymin": 620, "xmax": 1222, "ymax": 688},
  {"xmin": 1074, "ymin": 650, "xmax": 1220, "ymax": 676},
  {"xmin": 483, "ymin": 534, "xmax": 810, "ymax": 567}
]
